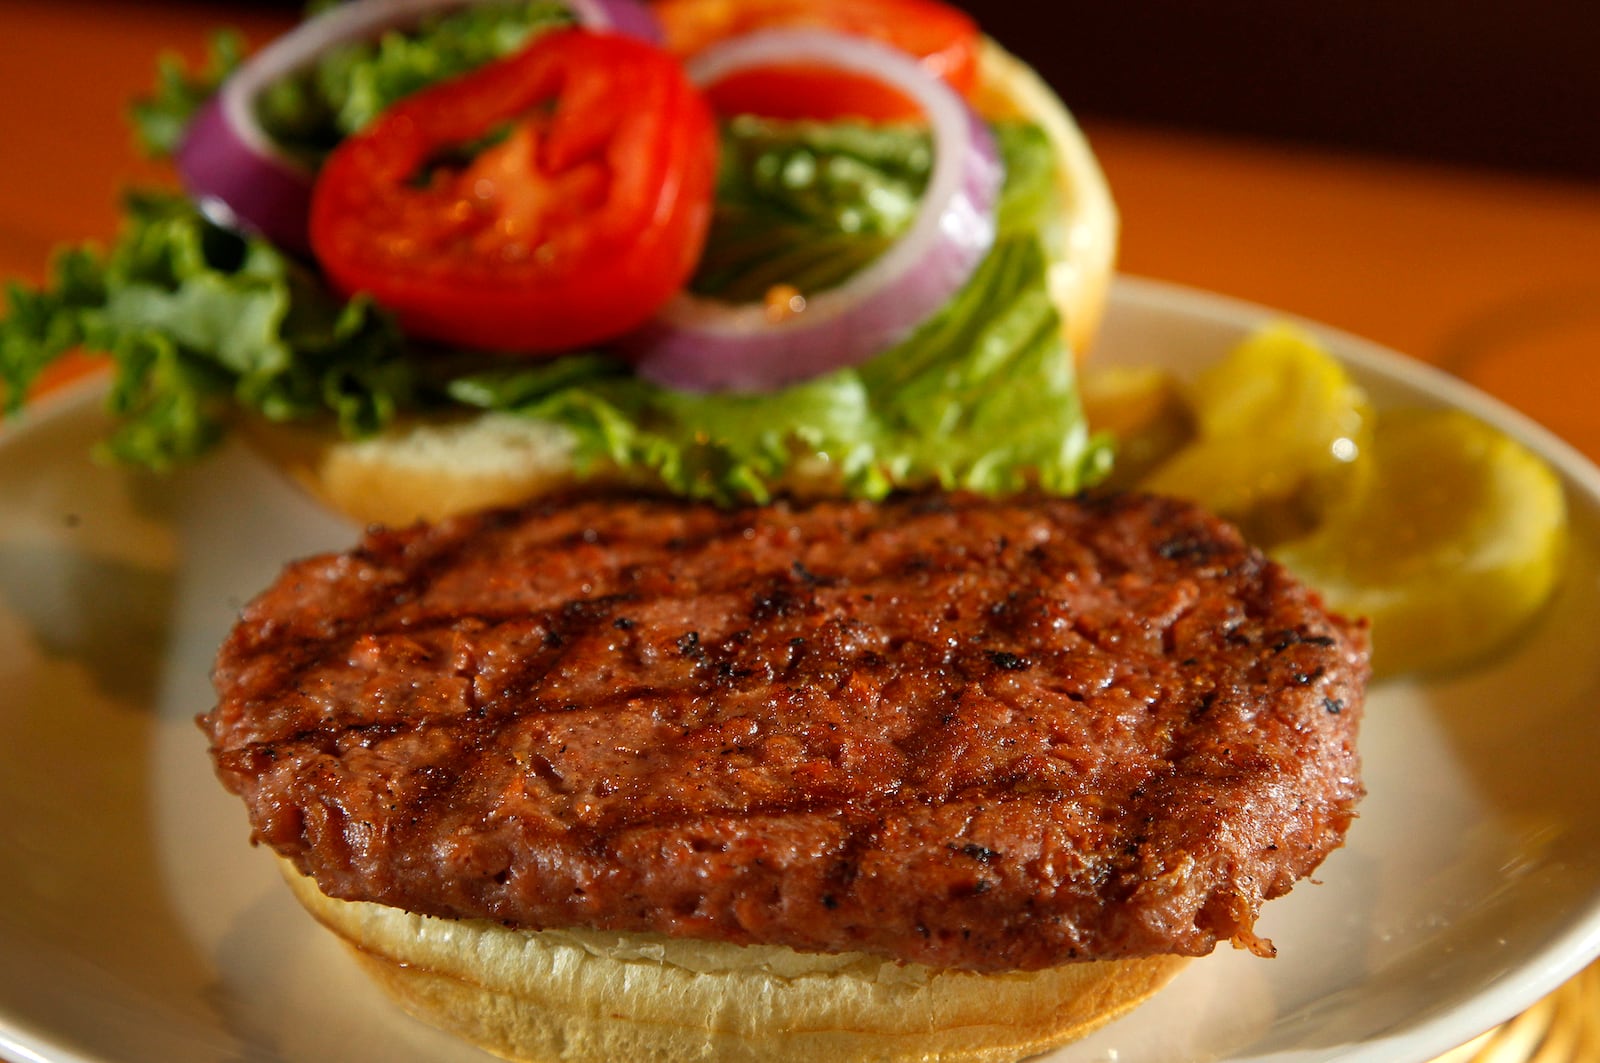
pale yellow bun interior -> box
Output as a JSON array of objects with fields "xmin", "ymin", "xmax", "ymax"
[
  {"xmin": 279, "ymin": 859, "xmax": 1185, "ymax": 1063},
  {"xmin": 237, "ymin": 410, "xmax": 620, "ymax": 530},
  {"xmin": 245, "ymin": 38, "xmax": 1118, "ymax": 528}
]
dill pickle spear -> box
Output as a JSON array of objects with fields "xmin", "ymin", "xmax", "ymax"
[
  {"xmin": 1140, "ymin": 325, "xmax": 1372, "ymax": 545},
  {"xmin": 1272, "ymin": 408, "xmax": 1567, "ymax": 676}
]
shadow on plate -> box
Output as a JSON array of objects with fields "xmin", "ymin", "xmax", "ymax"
[{"xmin": 0, "ymin": 393, "xmax": 240, "ymax": 1060}]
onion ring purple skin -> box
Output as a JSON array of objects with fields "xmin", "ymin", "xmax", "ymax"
[
  {"xmin": 173, "ymin": 0, "xmax": 662, "ymax": 254},
  {"xmin": 621, "ymin": 29, "xmax": 1003, "ymax": 395},
  {"xmin": 177, "ymin": 96, "xmax": 318, "ymax": 255},
  {"xmin": 567, "ymin": 0, "xmax": 664, "ymax": 44}
]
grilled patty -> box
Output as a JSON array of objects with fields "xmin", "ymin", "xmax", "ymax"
[{"xmin": 204, "ymin": 492, "xmax": 1366, "ymax": 973}]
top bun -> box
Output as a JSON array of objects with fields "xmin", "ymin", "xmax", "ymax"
[{"xmin": 243, "ymin": 38, "xmax": 1118, "ymax": 529}]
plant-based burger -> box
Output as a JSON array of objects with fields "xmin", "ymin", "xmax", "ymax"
[
  {"xmin": 203, "ymin": 490, "xmax": 1368, "ymax": 1061},
  {"xmin": 0, "ymin": 0, "xmax": 1117, "ymax": 526}
]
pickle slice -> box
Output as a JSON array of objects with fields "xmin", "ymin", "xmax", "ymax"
[
  {"xmin": 1272, "ymin": 408, "xmax": 1567, "ymax": 676},
  {"xmin": 1140, "ymin": 325, "xmax": 1372, "ymax": 545}
]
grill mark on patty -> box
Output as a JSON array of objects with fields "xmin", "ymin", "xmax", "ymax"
[
  {"xmin": 245, "ymin": 573, "xmax": 1224, "ymax": 744},
  {"xmin": 205, "ymin": 492, "xmax": 1367, "ymax": 972}
]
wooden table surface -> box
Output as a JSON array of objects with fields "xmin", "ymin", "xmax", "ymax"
[{"xmin": 2, "ymin": 1, "xmax": 1598, "ymax": 1060}]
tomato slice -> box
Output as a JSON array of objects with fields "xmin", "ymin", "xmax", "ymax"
[
  {"xmin": 309, "ymin": 29, "xmax": 718, "ymax": 354},
  {"xmin": 701, "ymin": 66, "xmax": 923, "ymax": 124},
  {"xmin": 652, "ymin": 0, "xmax": 980, "ymax": 121}
]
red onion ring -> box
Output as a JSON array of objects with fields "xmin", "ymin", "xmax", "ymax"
[
  {"xmin": 565, "ymin": 0, "xmax": 663, "ymax": 46},
  {"xmin": 175, "ymin": 0, "xmax": 660, "ymax": 255},
  {"xmin": 623, "ymin": 29, "xmax": 1003, "ymax": 394}
]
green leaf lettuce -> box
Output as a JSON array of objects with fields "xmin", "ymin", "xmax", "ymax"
[{"xmin": 3, "ymin": 42, "xmax": 1109, "ymax": 504}]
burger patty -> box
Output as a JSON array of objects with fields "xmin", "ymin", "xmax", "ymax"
[{"xmin": 204, "ymin": 492, "xmax": 1367, "ymax": 973}]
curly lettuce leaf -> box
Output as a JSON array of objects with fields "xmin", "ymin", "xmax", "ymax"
[
  {"xmin": 129, "ymin": 2, "xmax": 572, "ymax": 165},
  {"xmin": 130, "ymin": 32, "xmax": 243, "ymax": 157},
  {"xmin": 693, "ymin": 116, "xmax": 933, "ymax": 300},
  {"xmin": 1, "ymin": 193, "xmax": 413, "ymax": 468},
  {"xmin": 451, "ymin": 233, "xmax": 1109, "ymax": 503},
  {"xmin": 257, "ymin": 0, "xmax": 575, "ymax": 163},
  {"xmin": 692, "ymin": 118, "xmax": 1057, "ymax": 305},
  {"xmin": 2, "ymin": 114, "xmax": 1106, "ymax": 502}
]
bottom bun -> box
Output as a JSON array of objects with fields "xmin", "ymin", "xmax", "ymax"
[{"xmin": 280, "ymin": 860, "xmax": 1187, "ymax": 1063}]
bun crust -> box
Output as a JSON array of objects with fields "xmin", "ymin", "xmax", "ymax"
[
  {"xmin": 280, "ymin": 860, "xmax": 1186, "ymax": 1063},
  {"xmin": 245, "ymin": 39, "xmax": 1118, "ymax": 528}
]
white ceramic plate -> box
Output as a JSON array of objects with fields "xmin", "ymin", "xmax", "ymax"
[{"xmin": 3, "ymin": 277, "xmax": 1599, "ymax": 1063}]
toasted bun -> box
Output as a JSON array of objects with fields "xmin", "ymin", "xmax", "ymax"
[
  {"xmin": 279, "ymin": 859, "xmax": 1184, "ymax": 1063},
  {"xmin": 246, "ymin": 39, "xmax": 1118, "ymax": 528}
]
